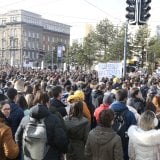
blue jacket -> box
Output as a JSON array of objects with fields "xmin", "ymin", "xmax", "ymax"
[
  {"xmin": 8, "ymin": 101, "xmax": 24, "ymax": 136},
  {"xmin": 110, "ymin": 101, "xmax": 136, "ymax": 130},
  {"xmin": 110, "ymin": 101, "xmax": 136, "ymax": 160}
]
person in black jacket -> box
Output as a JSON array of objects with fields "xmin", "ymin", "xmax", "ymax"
[
  {"xmin": 50, "ymin": 86, "xmax": 67, "ymax": 117},
  {"xmin": 15, "ymin": 91, "xmax": 69, "ymax": 160},
  {"xmin": 7, "ymin": 88, "xmax": 24, "ymax": 136},
  {"xmin": 127, "ymin": 87, "xmax": 145, "ymax": 114}
]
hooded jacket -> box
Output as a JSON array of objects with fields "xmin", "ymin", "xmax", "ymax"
[
  {"xmin": 128, "ymin": 125, "xmax": 160, "ymax": 160},
  {"xmin": 0, "ymin": 117, "xmax": 19, "ymax": 160},
  {"xmin": 85, "ymin": 126, "xmax": 123, "ymax": 160},
  {"xmin": 110, "ymin": 101, "xmax": 137, "ymax": 130},
  {"xmin": 65, "ymin": 116, "xmax": 90, "ymax": 160},
  {"xmin": 110, "ymin": 101, "xmax": 136, "ymax": 160},
  {"xmin": 15, "ymin": 104, "xmax": 68, "ymax": 160}
]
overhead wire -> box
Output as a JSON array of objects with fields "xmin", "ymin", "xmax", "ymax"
[{"xmin": 82, "ymin": 0, "xmax": 123, "ymax": 22}]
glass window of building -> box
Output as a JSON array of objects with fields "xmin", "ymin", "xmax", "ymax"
[
  {"xmin": 43, "ymin": 44, "xmax": 45, "ymax": 50},
  {"xmin": 2, "ymin": 31, "xmax": 5, "ymax": 38},
  {"xmin": 28, "ymin": 31, "xmax": 31, "ymax": 37},
  {"xmin": 43, "ymin": 35, "xmax": 45, "ymax": 41},
  {"xmin": 37, "ymin": 33, "xmax": 39, "ymax": 38}
]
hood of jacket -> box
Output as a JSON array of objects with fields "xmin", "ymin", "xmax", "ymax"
[
  {"xmin": 91, "ymin": 126, "xmax": 116, "ymax": 145},
  {"xmin": 110, "ymin": 101, "xmax": 128, "ymax": 112},
  {"xmin": 128, "ymin": 125, "xmax": 160, "ymax": 147},
  {"xmin": 29, "ymin": 104, "xmax": 50, "ymax": 119}
]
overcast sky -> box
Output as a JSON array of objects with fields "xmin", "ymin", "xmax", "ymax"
[{"xmin": 0, "ymin": 0, "xmax": 159, "ymax": 39}]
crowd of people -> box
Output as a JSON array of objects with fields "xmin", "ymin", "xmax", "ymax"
[{"xmin": 0, "ymin": 66, "xmax": 160, "ymax": 160}]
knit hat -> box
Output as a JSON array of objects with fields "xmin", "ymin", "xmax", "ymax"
[
  {"xmin": 67, "ymin": 95, "xmax": 79, "ymax": 103},
  {"xmin": 74, "ymin": 90, "xmax": 85, "ymax": 100},
  {"xmin": 103, "ymin": 93, "xmax": 115, "ymax": 105}
]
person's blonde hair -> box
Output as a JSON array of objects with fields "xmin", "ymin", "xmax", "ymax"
[
  {"xmin": 138, "ymin": 110, "xmax": 156, "ymax": 131},
  {"xmin": 25, "ymin": 94, "xmax": 34, "ymax": 109}
]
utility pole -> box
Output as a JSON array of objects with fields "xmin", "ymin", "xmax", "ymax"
[
  {"xmin": 52, "ymin": 49, "xmax": 53, "ymax": 70},
  {"xmin": 123, "ymin": 21, "xmax": 128, "ymax": 79},
  {"xmin": 20, "ymin": 25, "xmax": 24, "ymax": 73}
]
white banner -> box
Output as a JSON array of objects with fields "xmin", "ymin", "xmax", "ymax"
[{"xmin": 98, "ymin": 62, "xmax": 122, "ymax": 80}]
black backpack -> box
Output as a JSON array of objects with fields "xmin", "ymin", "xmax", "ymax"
[{"xmin": 112, "ymin": 109, "xmax": 128, "ymax": 138}]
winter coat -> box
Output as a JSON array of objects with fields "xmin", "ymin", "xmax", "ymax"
[
  {"xmin": 8, "ymin": 101, "xmax": 24, "ymax": 136},
  {"xmin": 94, "ymin": 104, "xmax": 109, "ymax": 122},
  {"xmin": 85, "ymin": 126, "xmax": 123, "ymax": 160},
  {"xmin": 128, "ymin": 125, "xmax": 160, "ymax": 160},
  {"xmin": 91, "ymin": 90, "xmax": 104, "ymax": 108},
  {"xmin": 50, "ymin": 98, "xmax": 67, "ymax": 117},
  {"xmin": 15, "ymin": 104, "xmax": 69, "ymax": 160},
  {"xmin": 110, "ymin": 101, "xmax": 137, "ymax": 131},
  {"xmin": 65, "ymin": 116, "xmax": 90, "ymax": 160},
  {"xmin": 0, "ymin": 118, "xmax": 19, "ymax": 160},
  {"xmin": 110, "ymin": 101, "xmax": 137, "ymax": 160}
]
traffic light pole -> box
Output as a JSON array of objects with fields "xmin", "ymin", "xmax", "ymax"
[{"xmin": 123, "ymin": 21, "xmax": 128, "ymax": 79}]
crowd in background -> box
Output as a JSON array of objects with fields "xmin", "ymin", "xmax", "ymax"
[{"xmin": 0, "ymin": 66, "xmax": 160, "ymax": 160}]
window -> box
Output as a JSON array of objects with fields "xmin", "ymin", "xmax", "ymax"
[
  {"xmin": 2, "ymin": 19, "xmax": 6, "ymax": 25},
  {"xmin": 14, "ymin": 29, "xmax": 17, "ymax": 37},
  {"xmin": 2, "ymin": 31, "xmax": 5, "ymax": 38},
  {"xmin": 34, "ymin": 52, "xmax": 36, "ymax": 59},
  {"xmin": 28, "ymin": 31, "xmax": 31, "ymax": 37},
  {"xmin": 11, "ymin": 29, "xmax": 14, "ymax": 37},
  {"xmin": 43, "ymin": 44, "xmax": 45, "ymax": 50},
  {"xmin": 2, "ymin": 40, "xmax": 5, "ymax": 48},
  {"xmin": 43, "ymin": 35, "xmax": 45, "ymax": 41},
  {"xmin": 28, "ymin": 42, "xmax": 31, "ymax": 48},
  {"xmin": 37, "ymin": 33, "xmax": 39, "ymax": 38},
  {"xmin": 10, "ymin": 16, "xmax": 17, "ymax": 22}
]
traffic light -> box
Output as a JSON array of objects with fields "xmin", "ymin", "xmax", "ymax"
[
  {"xmin": 126, "ymin": 0, "xmax": 137, "ymax": 25},
  {"xmin": 138, "ymin": 0, "xmax": 151, "ymax": 25}
]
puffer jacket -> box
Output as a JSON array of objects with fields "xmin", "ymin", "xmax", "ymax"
[
  {"xmin": 128, "ymin": 125, "xmax": 160, "ymax": 160},
  {"xmin": 85, "ymin": 126, "xmax": 123, "ymax": 160},
  {"xmin": 0, "ymin": 118, "xmax": 19, "ymax": 160},
  {"xmin": 15, "ymin": 104, "xmax": 69, "ymax": 160}
]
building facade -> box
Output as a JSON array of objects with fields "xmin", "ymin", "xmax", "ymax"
[{"xmin": 0, "ymin": 10, "xmax": 70, "ymax": 67}]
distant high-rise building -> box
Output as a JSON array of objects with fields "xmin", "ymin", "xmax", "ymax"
[
  {"xmin": 84, "ymin": 23, "xmax": 94, "ymax": 37},
  {"xmin": 0, "ymin": 10, "xmax": 70, "ymax": 66}
]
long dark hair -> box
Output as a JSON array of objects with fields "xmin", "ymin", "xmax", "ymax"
[
  {"xmin": 33, "ymin": 91, "xmax": 49, "ymax": 106},
  {"xmin": 69, "ymin": 101, "xmax": 83, "ymax": 120}
]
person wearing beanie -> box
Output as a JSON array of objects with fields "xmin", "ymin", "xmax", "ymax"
[
  {"xmin": 94, "ymin": 93, "xmax": 115, "ymax": 122},
  {"xmin": 67, "ymin": 91, "xmax": 91, "ymax": 122}
]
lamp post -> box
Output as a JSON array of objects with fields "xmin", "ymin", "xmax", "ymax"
[{"xmin": 123, "ymin": 21, "xmax": 128, "ymax": 79}]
